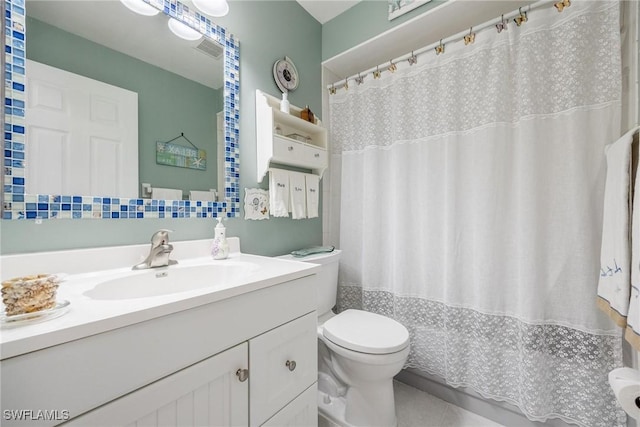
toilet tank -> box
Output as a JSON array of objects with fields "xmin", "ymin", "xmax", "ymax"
[{"xmin": 277, "ymin": 249, "xmax": 341, "ymax": 317}]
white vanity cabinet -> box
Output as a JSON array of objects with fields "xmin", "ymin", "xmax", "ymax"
[
  {"xmin": 66, "ymin": 343, "xmax": 250, "ymax": 426},
  {"xmin": 1, "ymin": 273, "xmax": 319, "ymax": 427},
  {"xmin": 256, "ymin": 89, "xmax": 328, "ymax": 182}
]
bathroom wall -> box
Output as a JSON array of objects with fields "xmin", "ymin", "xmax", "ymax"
[
  {"xmin": 27, "ymin": 17, "xmax": 223, "ymax": 196},
  {"xmin": 0, "ymin": 1, "xmax": 323, "ymax": 257},
  {"xmin": 321, "ymin": 0, "xmax": 445, "ymax": 61}
]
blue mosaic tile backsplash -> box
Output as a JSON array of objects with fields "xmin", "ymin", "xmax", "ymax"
[{"xmin": 2, "ymin": 0, "xmax": 240, "ymax": 220}]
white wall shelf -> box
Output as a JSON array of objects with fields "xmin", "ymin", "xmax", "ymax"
[{"xmin": 256, "ymin": 89, "xmax": 328, "ymax": 182}]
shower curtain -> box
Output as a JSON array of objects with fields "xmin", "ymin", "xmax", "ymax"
[{"xmin": 329, "ymin": 1, "xmax": 625, "ymax": 426}]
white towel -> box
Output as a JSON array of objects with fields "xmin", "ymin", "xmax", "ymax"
[
  {"xmin": 189, "ymin": 190, "xmax": 216, "ymax": 201},
  {"xmin": 152, "ymin": 187, "xmax": 183, "ymax": 200},
  {"xmin": 597, "ymin": 128, "xmax": 635, "ymax": 329},
  {"xmin": 628, "ymin": 129, "xmax": 640, "ymax": 351},
  {"xmin": 289, "ymin": 172, "xmax": 307, "ymax": 219},
  {"xmin": 305, "ymin": 174, "xmax": 320, "ymax": 218},
  {"xmin": 269, "ymin": 169, "xmax": 290, "ymax": 217}
]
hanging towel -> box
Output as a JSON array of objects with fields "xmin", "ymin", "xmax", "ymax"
[
  {"xmin": 189, "ymin": 190, "xmax": 216, "ymax": 201},
  {"xmin": 306, "ymin": 174, "xmax": 320, "ymax": 219},
  {"xmin": 597, "ymin": 128, "xmax": 636, "ymax": 329},
  {"xmin": 627, "ymin": 129, "xmax": 640, "ymax": 351},
  {"xmin": 269, "ymin": 169, "xmax": 290, "ymax": 217},
  {"xmin": 152, "ymin": 187, "xmax": 183, "ymax": 200},
  {"xmin": 289, "ymin": 172, "xmax": 307, "ymax": 219}
]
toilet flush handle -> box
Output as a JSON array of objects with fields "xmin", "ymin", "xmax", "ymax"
[{"xmin": 285, "ymin": 360, "xmax": 297, "ymax": 371}]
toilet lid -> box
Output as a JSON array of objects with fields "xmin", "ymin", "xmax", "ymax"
[{"xmin": 322, "ymin": 309, "xmax": 409, "ymax": 355}]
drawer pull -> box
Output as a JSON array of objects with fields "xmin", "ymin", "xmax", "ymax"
[
  {"xmin": 236, "ymin": 368, "xmax": 249, "ymax": 382},
  {"xmin": 314, "ymin": 153, "xmax": 320, "ymax": 158},
  {"xmin": 288, "ymin": 146, "xmax": 294, "ymax": 151},
  {"xmin": 285, "ymin": 360, "xmax": 297, "ymax": 371}
]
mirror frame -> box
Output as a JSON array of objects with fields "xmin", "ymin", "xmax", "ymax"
[{"xmin": 2, "ymin": 0, "xmax": 240, "ymax": 220}]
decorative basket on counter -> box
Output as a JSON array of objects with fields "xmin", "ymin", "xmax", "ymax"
[{"xmin": 1, "ymin": 274, "xmax": 62, "ymax": 316}]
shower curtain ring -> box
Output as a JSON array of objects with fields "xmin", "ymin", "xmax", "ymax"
[
  {"xmin": 355, "ymin": 73, "xmax": 365, "ymax": 85},
  {"xmin": 554, "ymin": 0, "xmax": 571, "ymax": 12},
  {"xmin": 514, "ymin": 7, "xmax": 528, "ymax": 26},
  {"xmin": 435, "ymin": 39, "xmax": 445, "ymax": 55},
  {"xmin": 388, "ymin": 60, "xmax": 397, "ymax": 73},
  {"xmin": 408, "ymin": 51, "xmax": 417, "ymax": 66},
  {"xmin": 373, "ymin": 66, "xmax": 381, "ymax": 79},
  {"xmin": 329, "ymin": 83, "xmax": 336, "ymax": 95},
  {"xmin": 496, "ymin": 14, "xmax": 508, "ymax": 33},
  {"xmin": 344, "ymin": 79, "xmax": 349, "ymax": 91},
  {"xmin": 464, "ymin": 27, "xmax": 475, "ymax": 45}
]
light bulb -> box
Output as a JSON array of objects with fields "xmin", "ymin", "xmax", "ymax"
[
  {"xmin": 167, "ymin": 18, "xmax": 203, "ymax": 41},
  {"xmin": 192, "ymin": 0, "xmax": 229, "ymax": 17},
  {"xmin": 120, "ymin": 0, "xmax": 160, "ymax": 16}
]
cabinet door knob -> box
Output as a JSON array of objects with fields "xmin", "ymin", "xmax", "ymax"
[
  {"xmin": 288, "ymin": 146, "xmax": 294, "ymax": 151},
  {"xmin": 285, "ymin": 360, "xmax": 297, "ymax": 371},
  {"xmin": 314, "ymin": 153, "xmax": 320, "ymax": 158},
  {"xmin": 236, "ymin": 368, "xmax": 249, "ymax": 382}
]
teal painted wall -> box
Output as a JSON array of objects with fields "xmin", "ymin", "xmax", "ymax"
[
  {"xmin": 27, "ymin": 18, "xmax": 222, "ymax": 196},
  {"xmin": 322, "ymin": 0, "xmax": 445, "ymax": 61},
  {"xmin": 1, "ymin": 1, "xmax": 323, "ymax": 256}
]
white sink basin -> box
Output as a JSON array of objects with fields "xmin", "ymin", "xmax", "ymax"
[{"xmin": 84, "ymin": 262, "xmax": 260, "ymax": 300}]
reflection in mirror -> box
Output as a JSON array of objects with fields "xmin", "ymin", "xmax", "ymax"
[{"xmin": 2, "ymin": 0, "xmax": 240, "ymax": 219}]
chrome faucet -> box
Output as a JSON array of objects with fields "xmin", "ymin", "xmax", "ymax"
[{"xmin": 133, "ymin": 229, "xmax": 178, "ymax": 270}]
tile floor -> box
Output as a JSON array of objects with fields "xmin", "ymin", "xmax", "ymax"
[
  {"xmin": 319, "ymin": 380, "xmax": 505, "ymax": 427},
  {"xmin": 394, "ymin": 381, "xmax": 505, "ymax": 427}
]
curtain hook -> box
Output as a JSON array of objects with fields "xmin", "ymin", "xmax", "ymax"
[
  {"xmin": 408, "ymin": 51, "xmax": 417, "ymax": 66},
  {"xmin": 554, "ymin": 0, "xmax": 571, "ymax": 12},
  {"xmin": 344, "ymin": 78, "xmax": 349, "ymax": 91},
  {"xmin": 355, "ymin": 73, "xmax": 364, "ymax": 85},
  {"xmin": 388, "ymin": 59, "xmax": 397, "ymax": 73},
  {"xmin": 435, "ymin": 39, "xmax": 445, "ymax": 55},
  {"xmin": 373, "ymin": 66, "xmax": 381, "ymax": 79},
  {"xmin": 329, "ymin": 83, "xmax": 336, "ymax": 95},
  {"xmin": 514, "ymin": 7, "xmax": 528, "ymax": 26},
  {"xmin": 464, "ymin": 27, "xmax": 475, "ymax": 45},
  {"xmin": 496, "ymin": 14, "xmax": 508, "ymax": 33}
]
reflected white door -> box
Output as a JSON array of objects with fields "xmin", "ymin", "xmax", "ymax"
[{"xmin": 25, "ymin": 59, "xmax": 138, "ymax": 197}]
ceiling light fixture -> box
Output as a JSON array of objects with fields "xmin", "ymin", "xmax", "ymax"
[
  {"xmin": 120, "ymin": 0, "xmax": 160, "ymax": 16},
  {"xmin": 167, "ymin": 18, "xmax": 203, "ymax": 41},
  {"xmin": 192, "ymin": 0, "xmax": 229, "ymax": 17}
]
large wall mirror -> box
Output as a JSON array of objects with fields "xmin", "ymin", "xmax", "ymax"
[{"xmin": 2, "ymin": 0, "xmax": 240, "ymax": 220}]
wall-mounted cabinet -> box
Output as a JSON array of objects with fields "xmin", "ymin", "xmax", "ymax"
[{"xmin": 256, "ymin": 89, "xmax": 328, "ymax": 182}]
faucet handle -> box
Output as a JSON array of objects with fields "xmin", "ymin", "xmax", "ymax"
[{"xmin": 151, "ymin": 229, "xmax": 173, "ymax": 245}]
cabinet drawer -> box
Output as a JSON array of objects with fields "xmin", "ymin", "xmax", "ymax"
[
  {"xmin": 250, "ymin": 311, "xmax": 317, "ymax": 426},
  {"xmin": 273, "ymin": 136, "xmax": 327, "ymax": 170},
  {"xmin": 262, "ymin": 383, "xmax": 317, "ymax": 427}
]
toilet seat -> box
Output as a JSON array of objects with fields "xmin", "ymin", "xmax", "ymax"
[{"xmin": 322, "ymin": 309, "xmax": 409, "ymax": 355}]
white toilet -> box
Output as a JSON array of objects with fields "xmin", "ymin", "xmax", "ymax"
[{"xmin": 280, "ymin": 250, "xmax": 410, "ymax": 427}]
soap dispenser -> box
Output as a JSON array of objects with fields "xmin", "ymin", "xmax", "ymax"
[
  {"xmin": 211, "ymin": 217, "xmax": 229, "ymax": 260},
  {"xmin": 280, "ymin": 92, "xmax": 290, "ymax": 114}
]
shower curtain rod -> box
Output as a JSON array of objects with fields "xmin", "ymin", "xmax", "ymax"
[{"xmin": 326, "ymin": 0, "xmax": 557, "ymax": 91}]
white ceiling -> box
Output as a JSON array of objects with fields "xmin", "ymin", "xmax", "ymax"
[{"xmin": 296, "ymin": 0, "xmax": 361, "ymax": 24}]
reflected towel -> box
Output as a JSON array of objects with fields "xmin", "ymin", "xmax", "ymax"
[
  {"xmin": 269, "ymin": 169, "xmax": 290, "ymax": 217},
  {"xmin": 189, "ymin": 190, "xmax": 216, "ymax": 201},
  {"xmin": 597, "ymin": 128, "xmax": 635, "ymax": 328},
  {"xmin": 305, "ymin": 174, "xmax": 320, "ymax": 219},
  {"xmin": 289, "ymin": 172, "xmax": 307, "ymax": 219},
  {"xmin": 152, "ymin": 187, "xmax": 183, "ymax": 200}
]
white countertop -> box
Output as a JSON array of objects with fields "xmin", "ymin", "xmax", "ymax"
[{"xmin": 0, "ymin": 239, "xmax": 319, "ymax": 359}]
